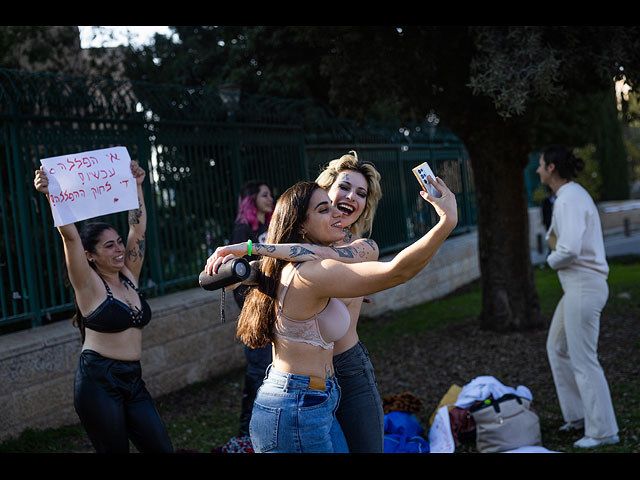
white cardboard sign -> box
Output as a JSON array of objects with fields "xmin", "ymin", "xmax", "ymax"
[{"xmin": 40, "ymin": 146, "xmax": 138, "ymax": 226}]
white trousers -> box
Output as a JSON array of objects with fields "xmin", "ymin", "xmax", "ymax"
[{"xmin": 546, "ymin": 268, "xmax": 618, "ymax": 439}]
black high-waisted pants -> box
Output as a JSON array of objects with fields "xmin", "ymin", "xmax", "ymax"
[{"xmin": 74, "ymin": 349, "xmax": 173, "ymax": 453}]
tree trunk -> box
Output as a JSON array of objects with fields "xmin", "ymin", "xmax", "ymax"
[{"xmin": 464, "ymin": 131, "xmax": 544, "ymax": 332}]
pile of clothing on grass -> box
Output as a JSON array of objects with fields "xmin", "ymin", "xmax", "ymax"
[
  {"xmin": 205, "ymin": 375, "xmax": 556, "ymax": 453},
  {"xmin": 427, "ymin": 375, "xmax": 557, "ymax": 453},
  {"xmin": 210, "ymin": 435, "xmax": 255, "ymax": 453},
  {"xmin": 383, "ymin": 392, "xmax": 430, "ymax": 453},
  {"xmin": 383, "ymin": 375, "xmax": 558, "ymax": 453}
]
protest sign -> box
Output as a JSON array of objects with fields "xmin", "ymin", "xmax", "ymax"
[{"xmin": 40, "ymin": 146, "xmax": 138, "ymax": 226}]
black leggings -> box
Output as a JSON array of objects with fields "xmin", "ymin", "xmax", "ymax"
[{"xmin": 74, "ymin": 349, "xmax": 173, "ymax": 453}]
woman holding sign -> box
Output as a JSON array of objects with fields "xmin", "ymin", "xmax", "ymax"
[{"xmin": 34, "ymin": 160, "xmax": 173, "ymax": 454}]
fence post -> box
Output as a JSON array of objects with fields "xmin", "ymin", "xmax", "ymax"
[
  {"xmin": 396, "ymin": 147, "xmax": 410, "ymax": 244},
  {"xmin": 137, "ymin": 129, "xmax": 165, "ymax": 295},
  {"xmin": 8, "ymin": 108, "xmax": 41, "ymax": 327}
]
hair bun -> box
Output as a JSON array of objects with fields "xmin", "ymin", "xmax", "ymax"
[{"xmin": 569, "ymin": 153, "xmax": 585, "ymax": 173}]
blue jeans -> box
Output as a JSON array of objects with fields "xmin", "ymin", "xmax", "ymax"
[
  {"xmin": 239, "ymin": 345, "xmax": 272, "ymax": 436},
  {"xmin": 249, "ymin": 366, "xmax": 349, "ymax": 453},
  {"xmin": 334, "ymin": 341, "xmax": 385, "ymax": 453}
]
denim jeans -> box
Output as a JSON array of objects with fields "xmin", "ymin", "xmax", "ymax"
[
  {"xmin": 334, "ymin": 341, "xmax": 385, "ymax": 453},
  {"xmin": 239, "ymin": 345, "xmax": 272, "ymax": 436},
  {"xmin": 249, "ymin": 366, "xmax": 349, "ymax": 453}
]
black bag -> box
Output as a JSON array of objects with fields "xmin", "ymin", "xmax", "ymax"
[{"xmin": 469, "ymin": 394, "xmax": 541, "ymax": 453}]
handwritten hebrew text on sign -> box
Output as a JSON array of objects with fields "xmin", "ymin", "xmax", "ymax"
[{"xmin": 40, "ymin": 147, "xmax": 138, "ymax": 226}]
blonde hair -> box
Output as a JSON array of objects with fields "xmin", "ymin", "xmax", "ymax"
[{"xmin": 315, "ymin": 151, "xmax": 382, "ymax": 237}]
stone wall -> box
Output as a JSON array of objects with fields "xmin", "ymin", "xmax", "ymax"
[
  {"xmin": 360, "ymin": 231, "xmax": 480, "ymax": 317},
  {"xmin": 0, "ymin": 288, "xmax": 245, "ymax": 443},
  {"xmin": 4, "ymin": 196, "xmax": 636, "ymax": 444},
  {"xmin": 598, "ymin": 200, "xmax": 640, "ymax": 234},
  {"xmin": 0, "ymin": 231, "xmax": 481, "ymax": 442}
]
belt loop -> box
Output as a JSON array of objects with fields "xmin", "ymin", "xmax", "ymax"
[{"xmin": 283, "ymin": 373, "xmax": 291, "ymax": 392}]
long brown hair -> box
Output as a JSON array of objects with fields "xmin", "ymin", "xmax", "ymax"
[{"xmin": 236, "ymin": 181, "xmax": 319, "ymax": 348}]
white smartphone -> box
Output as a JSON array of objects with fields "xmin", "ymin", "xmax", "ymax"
[{"xmin": 412, "ymin": 162, "xmax": 442, "ymax": 198}]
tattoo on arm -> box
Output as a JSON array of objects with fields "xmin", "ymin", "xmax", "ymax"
[
  {"xmin": 362, "ymin": 238, "xmax": 377, "ymax": 250},
  {"xmin": 255, "ymin": 243, "xmax": 275, "ymax": 253},
  {"xmin": 126, "ymin": 234, "xmax": 146, "ymax": 263},
  {"xmin": 289, "ymin": 245, "xmax": 318, "ymax": 258},
  {"xmin": 137, "ymin": 235, "xmax": 146, "ymax": 257},
  {"xmin": 128, "ymin": 199, "xmax": 143, "ymax": 225},
  {"xmin": 354, "ymin": 239, "xmax": 378, "ymax": 259},
  {"xmin": 331, "ymin": 246, "xmax": 355, "ymax": 258}
]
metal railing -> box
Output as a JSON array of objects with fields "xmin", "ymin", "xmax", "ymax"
[{"xmin": 0, "ymin": 69, "xmax": 475, "ymax": 331}]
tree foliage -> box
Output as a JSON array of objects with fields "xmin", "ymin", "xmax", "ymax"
[
  {"xmin": 0, "ymin": 26, "xmax": 81, "ymax": 72},
  {"xmin": 122, "ymin": 25, "xmax": 640, "ymax": 331}
]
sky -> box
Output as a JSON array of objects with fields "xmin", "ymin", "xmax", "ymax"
[{"xmin": 78, "ymin": 26, "xmax": 173, "ymax": 48}]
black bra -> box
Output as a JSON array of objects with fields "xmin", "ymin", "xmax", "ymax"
[{"xmin": 81, "ymin": 273, "xmax": 151, "ymax": 334}]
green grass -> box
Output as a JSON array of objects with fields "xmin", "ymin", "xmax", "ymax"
[
  {"xmin": 358, "ymin": 263, "xmax": 565, "ymax": 351},
  {"xmin": 0, "ymin": 425, "xmax": 88, "ymax": 453},
  {"xmin": 2, "ymin": 256, "xmax": 638, "ymax": 453},
  {"xmin": 358, "ymin": 282, "xmax": 482, "ymax": 352},
  {"xmin": 360, "ymin": 257, "xmax": 640, "ymax": 351}
]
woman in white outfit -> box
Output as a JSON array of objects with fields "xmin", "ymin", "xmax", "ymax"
[{"xmin": 536, "ymin": 144, "xmax": 619, "ymax": 449}]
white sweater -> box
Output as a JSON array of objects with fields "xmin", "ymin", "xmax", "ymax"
[{"xmin": 546, "ymin": 181, "xmax": 609, "ymax": 277}]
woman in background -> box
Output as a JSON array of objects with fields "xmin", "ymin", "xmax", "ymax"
[
  {"xmin": 229, "ymin": 180, "xmax": 274, "ymax": 439},
  {"xmin": 536, "ymin": 144, "xmax": 619, "ymax": 449}
]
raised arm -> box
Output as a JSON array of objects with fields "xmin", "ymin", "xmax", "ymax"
[
  {"xmin": 204, "ymin": 238, "xmax": 379, "ymax": 276},
  {"xmin": 124, "ymin": 161, "xmax": 147, "ymax": 281},
  {"xmin": 33, "ymin": 166, "xmax": 96, "ymax": 296},
  {"xmin": 256, "ymin": 237, "xmax": 379, "ymax": 262},
  {"xmin": 297, "ymin": 177, "xmax": 458, "ymax": 301}
]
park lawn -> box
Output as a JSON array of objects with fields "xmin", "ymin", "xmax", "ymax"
[
  {"xmin": 1, "ymin": 258, "xmax": 637, "ymax": 453},
  {"xmin": 359, "ymin": 258, "xmax": 639, "ymax": 353}
]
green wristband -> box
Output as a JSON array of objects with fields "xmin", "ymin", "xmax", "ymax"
[{"xmin": 247, "ymin": 239, "xmax": 252, "ymax": 256}]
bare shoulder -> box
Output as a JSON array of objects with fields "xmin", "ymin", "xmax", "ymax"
[
  {"xmin": 73, "ymin": 268, "xmax": 108, "ymax": 309},
  {"xmin": 348, "ymin": 237, "xmax": 379, "ymax": 261},
  {"xmin": 119, "ymin": 265, "xmax": 140, "ymax": 286}
]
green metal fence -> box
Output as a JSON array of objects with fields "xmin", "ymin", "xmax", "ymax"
[
  {"xmin": 0, "ymin": 69, "xmax": 475, "ymax": 331},
  {"xmin": 306, "ymin": 144, "xmax": 475, "ymax": 253}
]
